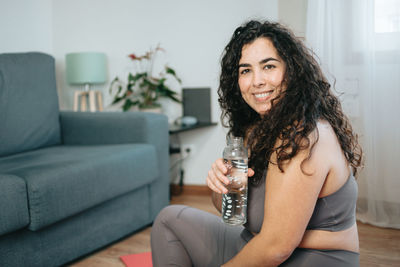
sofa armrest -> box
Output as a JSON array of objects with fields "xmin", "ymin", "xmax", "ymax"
[
  {"xmin": 60, "ymin": 111, "xmax": 170, "ymax": 219},
  {"xmin": 0, "ymin": 174, "xmax": 30, "ymax": 236}
]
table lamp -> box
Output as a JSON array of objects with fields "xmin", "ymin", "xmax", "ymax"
[{"xmin": 65, "ymin": 52, "xmax": 107, "ymax": 112}]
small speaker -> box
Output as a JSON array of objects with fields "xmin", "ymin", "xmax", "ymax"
[{"xmin": 182, "ymin": 88, "xmax": 211, "ymax": 123}]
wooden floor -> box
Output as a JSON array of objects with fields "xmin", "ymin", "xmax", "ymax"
[{"xmin": 70, "ymin": 192, "xmax": 400, "ymax": 267}]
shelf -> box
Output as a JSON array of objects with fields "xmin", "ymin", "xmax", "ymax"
[{"xmin": 169, "ymin": 122, "xmax": 218, "ymax": 134}]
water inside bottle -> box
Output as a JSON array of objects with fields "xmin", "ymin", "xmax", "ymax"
[{"xmin": 222, "ymin": 159, "xmax": 248, "ymax": 225}]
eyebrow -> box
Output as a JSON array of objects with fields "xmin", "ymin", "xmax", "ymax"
[{"xmin": 238, "ymin": 57, "xmax": 280, "ymax": 68}]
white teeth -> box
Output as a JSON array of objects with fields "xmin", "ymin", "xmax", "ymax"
[{"xmin": 254, "ymin": 92, "xmax": 272, "ymax": 98}]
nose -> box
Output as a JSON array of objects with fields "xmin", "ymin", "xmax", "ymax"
[{"xmin": 252, "ymin": 69, "xmax": 266, "ymax": 88}]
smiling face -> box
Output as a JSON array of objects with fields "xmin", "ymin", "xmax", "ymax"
[{"xmin": 238, "ymin": 37, "xmax": 286, "ymax": 115}]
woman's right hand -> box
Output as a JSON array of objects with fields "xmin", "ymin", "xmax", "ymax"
[
  {"xmin": 206, "ymin": 158, "xmax": 230, "ymax": 194},
  {"xmin": 206, "ymin": 158, "xmax": 254, "ymax": 194}
]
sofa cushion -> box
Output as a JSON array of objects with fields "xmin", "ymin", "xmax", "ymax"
[
  {"xmin": 0, "ymin": 144, "xmax": 159, "ymax": 231},
  {"xmin": 0, "ymin": 52, "xmax": 61, "ymax": 157},
  {"xmin": 0, "ymin": 175, "xmax": 30, "ymax": 236}
]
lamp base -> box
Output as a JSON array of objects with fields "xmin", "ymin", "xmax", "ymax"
[{"xmin": 73, "ymin": 90, "xmax": 103, "ymax": 112}]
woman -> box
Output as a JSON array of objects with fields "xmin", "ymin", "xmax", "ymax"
[{"xmin": 151, "ymin": 20, "xmax": 363, "ymax": 266}]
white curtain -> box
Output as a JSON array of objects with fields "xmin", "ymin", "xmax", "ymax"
[{"xmin": 306, "ymin": 0, "xmax": 400, "ymax": 229}]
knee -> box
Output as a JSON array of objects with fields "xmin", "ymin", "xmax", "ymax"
[
  {"xmin": 151, "ymin": 205, "xmax": 189, "ymax": 243},
  {"xmin": 153, "ymin": 205, "xmax": 188, "ymax": 227}
]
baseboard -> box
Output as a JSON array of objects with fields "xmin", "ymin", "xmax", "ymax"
[{"xmin": 170, "ymin": 184, "xmax": 212, "ymax": 196}]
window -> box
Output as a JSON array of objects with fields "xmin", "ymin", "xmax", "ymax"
[
  {"xmin": 374, "ymin": 0, "xmax": 400, "ymax": 52},
  {"xmin": 375, "ymin": 0, "xmax": 400, "ymax": 33}
]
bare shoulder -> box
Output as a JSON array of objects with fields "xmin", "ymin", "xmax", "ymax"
[
  {"xmin": 270, "ymin": 120, "xmax": 336, "ymax": 175},
  {"xmin": 306, "ymin": 119, "xmax": 336, "ymax": 146},
  {"xmin": 313, "ymin": 119, "xmax": 343, "ymax": 161},
  {"xmin": 281, "ymin": 120, "xmax": 337, "ymax": 177},
  {"xmin": 316, "ymin": 119, "xmax": 337, "ymax": 140},
  {"xmin": 297, "ymin": 120, "xmax": 338, "ymax": 159}
]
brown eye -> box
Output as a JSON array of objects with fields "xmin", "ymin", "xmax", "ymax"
[
  {"xmin": 240, "ymin": 69, "xmax": 250, "ymax": 75},
  {"xmin": 264, "ymin": 64, "xmax": 276, "ymax": 70}
]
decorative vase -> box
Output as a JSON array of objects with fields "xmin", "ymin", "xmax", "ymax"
[{"xmin": 139, "ymin": 106, "xmax": 162, "ymax": 114}]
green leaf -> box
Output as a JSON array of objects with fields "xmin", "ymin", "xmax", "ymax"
[
  {"xmin": 156, "ymin": 85, "xmax": 181, "ymax": 103},
  {"xmin": 157, "ymin": 78, "xmax": 166, "ymax": 86},
  {"xmin": 109, "ymin": 77, "xmax": 120, "ymax": 94},
  {"xmin": 166, "ymin": 67, "xmax": 176, "ymax": 76},
  {"xmin": 165, "ymin": 66, "xmax": 182, "ymax": 83},
  {"xmin": 169, "ymin": 94, "xmax": 181, "ymax": 103},
  {"xmin": 117, "ymin": 85, "xmax": 123, "ymax": 95},
  {"xmin": 122, "ymin": 99, "xmax": 140, "ymax": 111},
  {"xmin": 112, "ymin": 96, "xmax": 124, "ymax": 104}
]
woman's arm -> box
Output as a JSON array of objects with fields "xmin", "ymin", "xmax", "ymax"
[{"xmin": 224, "ymin": 123, "xmax": 336, "ymax": 266}]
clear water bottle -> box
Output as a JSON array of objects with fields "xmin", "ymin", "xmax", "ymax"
[{"xmin": 221, "ymin": 135, "xmax": 248, "ymax": 225}]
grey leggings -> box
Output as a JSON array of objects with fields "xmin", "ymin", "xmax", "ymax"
[{"xmin": 151, "ymin": 205, "xmax": 359, "ymax": 267}]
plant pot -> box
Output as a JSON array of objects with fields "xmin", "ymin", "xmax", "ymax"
[{"xmin": 139, "ymin": 106, "xmax": 162, "ymax": 114}]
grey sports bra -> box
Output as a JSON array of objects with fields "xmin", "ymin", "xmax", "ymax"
[{"xmin": 244, "ymin": 171, "xmax": 358, "ymax": 233}]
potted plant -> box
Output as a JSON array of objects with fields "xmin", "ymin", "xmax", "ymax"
[{"xmin": 109, "ymin": 45, "xmax": 182, "ymax": 112}]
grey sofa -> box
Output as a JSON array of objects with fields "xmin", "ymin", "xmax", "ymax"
[{"xmin": 0, "ymin": 52, "xmax": 170, "ymax": 266}]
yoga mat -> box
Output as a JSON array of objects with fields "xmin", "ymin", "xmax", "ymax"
[{"xmin": 120, "ymin": 251, "xmax": 152, "ymax": 267}]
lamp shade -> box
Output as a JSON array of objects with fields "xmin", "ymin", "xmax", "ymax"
[{"xmin": 65, "ymin": 52, "xmax": 107, "ymax": 85}]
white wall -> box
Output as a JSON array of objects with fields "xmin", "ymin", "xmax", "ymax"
[
  {"xmin": 53, "ymin": 0, "xmax": 278, "ymax": 185},
  {"xmin": 0, "ymin": 0, "xmax": 277, "ymax": 185},
  {"xmin": 278, "ymin": 0, "xmax": 308, "ymax": 37},
  {"xmin": 0, "ymin": 0, "xmax": 53, "ymax": 53}
]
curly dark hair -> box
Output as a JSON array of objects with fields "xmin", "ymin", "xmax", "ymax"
[{"xmin": 218, "ymin": 20, "xmax": 363, "ymax": 184}]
